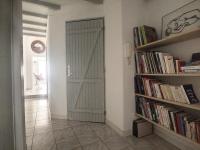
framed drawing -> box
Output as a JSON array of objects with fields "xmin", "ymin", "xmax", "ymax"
[{"xmin": 162, "ymin": 0, "xmax": 200, "ymax": 38}]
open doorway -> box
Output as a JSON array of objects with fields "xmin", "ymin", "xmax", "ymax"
[
  {"xmin": 22, "ymin": 2, "xmax": 50, "ymax": 149},
  {"xmin": 23, "ymin": 36, "xmax": 47, "ymax": 98}
]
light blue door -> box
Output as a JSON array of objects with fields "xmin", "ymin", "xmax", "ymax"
[{"xmin": 66, "ymin": 18, "xmax": 105, "ymax": 122}]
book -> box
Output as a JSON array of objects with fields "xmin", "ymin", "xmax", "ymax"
[
  {"xmin": 135, "ymin": 76, "xmax": 199, "ymax": 104},
  {"xmin": 135, "ymin": 51, "xmax": 183, "ymax": 74},
  {"xmin": 143, "ymin": 25, "xmax": 158, "ymax": 43},
  {"xmin": 175, "ymin": 60, "xmax": 186, "ymax": 73},
  {"xmin": 133, "ymin": 25, "xmax": 158, "ymax": 47},
  {"xmin": 181, "ymin": 84, "xmax": 199, "ymax": 104},
  {"xmin": 136, "ymin": 97, "xmax": 200, "ymax": 142}
]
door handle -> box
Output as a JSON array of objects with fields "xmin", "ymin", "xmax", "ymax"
[{"xmin": 67, "ymin": 65, "xmax": 72, "ymax": 77}]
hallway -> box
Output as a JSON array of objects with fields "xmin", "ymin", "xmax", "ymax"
[{"xmin": 25, "ymin": 98, "xmax": 180, "ymax": 150}]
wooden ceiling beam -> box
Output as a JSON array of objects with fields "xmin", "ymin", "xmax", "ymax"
[
  {"xmin": 23, "ymin": 0, "xmax": 61, "ymax": 10},
  {"xmin": 23, "ymin": 11, "xmax": 48, "ymax": 19},
  {"xmin": 84, "ymin": 0, "xmax": 104, "ymax": 4},
  {"xmin": 23, "ymin": 33, "xmax": 46, "ymax": 38},
  {"xmin": 23, "ymin": 20, "xmax": 47, "ymax": 27},
  {"xmin": 23, "ymin": 27, "xmax": 46, "ymax": 33}
]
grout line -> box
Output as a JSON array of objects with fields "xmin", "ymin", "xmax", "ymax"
[
  {"xmin": 71, "ymin": 125, "xmax": 84, "ymax": 150},
  {"xmin": 89, "ymin": 124, "xmax": 112, "ymax": 150},
  {"xmin": 30, "ymin": 110, "xmax": 37, "ymax": 150}
]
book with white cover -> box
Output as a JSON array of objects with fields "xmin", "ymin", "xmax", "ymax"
[
  {"xmin": 170, "ymin": 86, "xmax": 182, "ymax": 102},
  {"xmin": 181, "ymin": 65, "xmax": 200, "ymax": 70},
  {"xmin": 164, "ymin": 55, "xmax": 175, "ymax": 73},
  {"xmin": 158, "ymin": 53, "xmax": 170, "ymax": 74}
]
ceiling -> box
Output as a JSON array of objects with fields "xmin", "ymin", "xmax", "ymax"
[{"xmin": 22, "ymin": 0, "xmax": 103, "ymax": 38}]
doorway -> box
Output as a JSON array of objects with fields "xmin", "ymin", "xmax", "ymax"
[
  {"xmin": 23, "ymin": 36, "xmax": 47, "ymax": 98},
  {"xmin": 66, "ymin": 18, "xmax": 105, "ymax": 123}
]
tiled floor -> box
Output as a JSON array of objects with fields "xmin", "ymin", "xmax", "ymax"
[{"xmin": 25, "ymin": 98, "xmax": 180, "ymax": 150}]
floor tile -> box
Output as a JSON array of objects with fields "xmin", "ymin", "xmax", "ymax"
[
  {"xmin": 120, "ymin": 146, "xmax": 135, "ymax": 150},
  {"xmin": 105, "ymin": 136, "xmax": 129, "ymax": 150},
  {"xmin": 126, "ymin": 136, "xmax": 153, "ymax": 147},
  {"xmin": 73, "ymin": 125, "xmax": 93, "ymax": 136},
  {"xmin": 34, "ymin": 124, "xmax": 53, "ymax": 135},
  {"xmin": 76, "ymin": 132, "xmax": 99, "ymax": 146},
  {"xmin": 82, "ymin": 140, "xmax": 108, "ymax": 150},
  {"xmin": 68, "ymin": 120, "xmax": 88, "ymax": 127},
  {"xmin": 25, "ymin": 98, "xmax": 180, "ymax": 150},
  {"xmin": 54, "ymin": 128, "xmax": 75, "ymax": 143},
  {"xmin": 92, "ymin": 125, "xmax": 119, "ymax": 141},
  {"xmin": 32, "ymin": 131, "xmax": 55, "ymax": 146},
  {"xmin": 56, "ymin": 136, "xmax": 80, "ymax": 150},
  {"xmin": 32, "ymin": 142, "xmax": 56, "ymax": 150}
]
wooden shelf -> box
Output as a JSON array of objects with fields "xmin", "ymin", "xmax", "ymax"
[
  {"xmin": 135, "ymin": 73, "xmax": 200, "ymax": 77},
  {"xmin": 135, "ymin": 93, "xmax": 200, "ymax": 111},
  {"xmin": 136, "ymin": 113, "xmax": 200, "ymax": 146},
  {"xmin": 135, "ymin": 28, "xmax": 200, "ymax": 50}
]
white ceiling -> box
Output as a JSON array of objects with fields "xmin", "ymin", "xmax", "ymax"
[
  {"xmin": 23, "ymin": 2, "xmax": 50, "ymax": 15},
  {"xmin": 22, "ymin": 0, "xmax": 102, "ymax": 37}
]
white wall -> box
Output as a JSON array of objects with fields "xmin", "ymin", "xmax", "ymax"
[
  {"xmin": 48, "ymin": 1, "xmax": 104, "ymax": 119},
  {"xmin": 103, "ymin": 0, "xmax": 124, "ymax": 131},
  {"xmin": 48, "ymin": 0, "xmax": 147, "ymax": 134},
  {"xmin": 121, "ymin": 0, "xmax": 146, "ymax": 132}
]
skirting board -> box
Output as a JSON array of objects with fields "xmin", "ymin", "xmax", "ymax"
[
  {"xmin": 154, "ymin": 126, "xmax": 200, "ymax": 150},
  {"xmin": 106, "ymin": 119, "xmax": 131, "ymax": 137},
  {"xmin": 51, "ymin": 113, "xmax": 67, "ymax": 120}
]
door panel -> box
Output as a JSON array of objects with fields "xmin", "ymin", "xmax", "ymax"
[{"xmin": 66, "ymin": 18, "xmax": 105, "ymax": 122}]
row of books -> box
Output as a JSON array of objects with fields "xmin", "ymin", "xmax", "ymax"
[
  {"xmin": 135, "ymin": 76, "xmax": 199, "ymax": 104},
  {"xmin": 133, "ymin": 25, "xmax": 158, "ymax": 47},
  {"xmin": 136, "ymin": 97, "xmax": 200, "ymax": 143},
  {"xmin": 135, "ymin": 51, "xmax": 186, "ymax": 74}
]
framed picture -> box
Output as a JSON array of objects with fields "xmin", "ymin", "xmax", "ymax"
[{"xmin": 161, "ymin": 0, "xmax": 200, "ymax": 38}]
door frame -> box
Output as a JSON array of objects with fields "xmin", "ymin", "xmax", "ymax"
[
  {"xmin": 12, "ymin": 0, "xmax": 26, "ymax": 149},
  {"xmin": 65, "ymin": 17, "xmax": 106, "ymax": 122}
]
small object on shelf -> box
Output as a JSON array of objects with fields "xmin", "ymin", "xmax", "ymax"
[
  {"xmin": 133, "ymin": 25, "xmax": 158, "ymax": 48},
  {"xmin": 132, "ymin": 118, "xmax": 153, "ymax": 138},
  {"xmin": 175, "ymin": 60, "xmax": 186, "ymax": 73},
  {"xmin": 181, "ymin": 65, "xmax": 200, "ymax": 73},
  {"xmin": 191, "ymin": 52, "xmax": 200, "ymax": 65}
]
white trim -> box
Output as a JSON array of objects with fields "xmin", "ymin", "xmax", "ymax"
[
  {"xmin": 154, "ymin": 126, "xmax": 200, "ymax": 150},
  {"xmin": 106, "ymin": 119, "xmax": 131, "ymax": 137},
  {"xmin": 12, "ymin": 0, "xmax": 26, "ymax": 149}
]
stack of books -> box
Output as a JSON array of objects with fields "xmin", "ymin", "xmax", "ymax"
[
  {"xmin": 135, "ymin": 76, "xmax": 199, "ymax": 104},
  {"xmin": 181, "ymin": 65, "xmax": 200, "ymax": 73},
  {"xmin": 136, "ymin": 97, "xmax": 200, "ymax": 143},
  {"xmin": 135, "ymin": 51, "xmax": 186, "ymax": 74},
  {"xmin": 133, "ymin": 25, "xmax": 158, "ymax": 47}
]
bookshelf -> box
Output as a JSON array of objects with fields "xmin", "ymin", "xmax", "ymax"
[
  {"xmin": 134, "ymin": 27, "xmax": 200, "ymax": 146},
  {"xmin": 136, "ymin": 113, "xmax": 200, "ymax": 146},
  {"xmin": 136, "ymin": 28, "xmax": 200, "ymax": 50},
  {"xmin": 135, "ymin": 93, "xmax": 200, "ymax": 111},
  {"xmin": 136, "ymin": 73, "xmax": 200, "ymax": 77}
]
